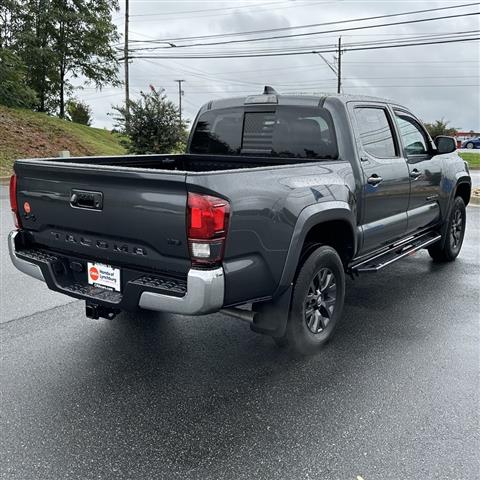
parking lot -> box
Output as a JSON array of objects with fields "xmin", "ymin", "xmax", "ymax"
[{"xmin": 1, "ymin": 181, "xmax": 479, "ymax": 480}]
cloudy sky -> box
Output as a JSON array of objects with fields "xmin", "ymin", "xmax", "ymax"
[{"xmin": 75, "ymin": 0, "xmax": 480, "ymax": 131}]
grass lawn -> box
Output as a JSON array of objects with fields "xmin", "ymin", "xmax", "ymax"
[
  {"xmin": 0, "ymin": 106, "xmax": 126, "ymax": 177},
  {"xmin": 458, "ymin": 151, "xmax": 480, "ymax": 170}
]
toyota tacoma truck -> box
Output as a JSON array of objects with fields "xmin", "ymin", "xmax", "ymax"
[{"xmin": 8, "ymin": 88, "xmax": 471, "ymax": 354}]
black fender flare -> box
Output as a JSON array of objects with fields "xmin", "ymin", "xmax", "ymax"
[
  {"xmin": 276, "ymin": 201, "xmax": 356, "ymax": 295},
  {"xmin": 251, "ymin": 201, "xmax": 356, "ymax": 338},
  {"xmin": 438, "ymin": 175, "xmax": 471, "ymax": 249}
]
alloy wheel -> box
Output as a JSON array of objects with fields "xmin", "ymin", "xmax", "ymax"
[
  {"xmin": 450, "ymin": 207, "xmax": 464, "ymax": 249},
  {"xmin": 304, "ymin": 268, "xmax": 337, "ymax": 334}
]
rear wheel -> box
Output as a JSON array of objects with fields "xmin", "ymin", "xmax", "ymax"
[
  {"xmin": 274, "ymin": 245, "xmax": 345, "ymax": 355},
  {"xmin": 465, "ymin": 142, "xmax": 474, "ymax": 149},
  {"xmin": 428, "ymin": 196, "xmax": 466, "ymax": 262}
]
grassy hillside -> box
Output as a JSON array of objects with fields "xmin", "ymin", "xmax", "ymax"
[
  {"xmin": 1, "ymin": 106, "xmax": 478, "ymax": 176},
  {"xmin": 0, "ymin": 106, "xmax": 126, "ymax": 176}
]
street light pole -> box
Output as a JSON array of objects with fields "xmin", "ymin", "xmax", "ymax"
[
  {"xmin": 175, "ymin": 79, "xmax": 185, "ymax": 124},
  {"xmin": 316, "ymin": 39, "xmax": 343, "ymax": 94},
  {"xmin": 124, "ymin": 0, "xmax": 130, "ymax": 120},
  {"xmin": 337, "ymin": 37, "xmax": 342, "ymax": 94}
]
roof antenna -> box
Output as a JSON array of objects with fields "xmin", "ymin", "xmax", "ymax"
[{"xmin": 263, "ymin": 85, "xmax": 277, "ymax": 95}]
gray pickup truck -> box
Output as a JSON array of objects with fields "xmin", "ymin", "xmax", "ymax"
[{"xmin": 8, "ymin": 88, "xmax": 471, "ymax": 354}]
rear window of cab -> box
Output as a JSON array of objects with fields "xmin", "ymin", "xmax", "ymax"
[{"xmin": 190, "ymin": 106, "xmax": 338, "ymax": 160}]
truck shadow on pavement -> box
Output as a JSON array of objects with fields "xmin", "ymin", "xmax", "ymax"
[{"xmin": 26, "ymin": 251, "xmax": 477, "ymax": 478}]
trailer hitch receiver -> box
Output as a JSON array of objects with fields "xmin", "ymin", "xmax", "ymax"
[{"xmin": 85, "ymin": 302, "xmax": 120, "ymax": 320}]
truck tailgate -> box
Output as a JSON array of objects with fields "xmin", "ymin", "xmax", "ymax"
[{"xmin": 14, "ymin": 161, "xmax": 191, "ymax": 276}]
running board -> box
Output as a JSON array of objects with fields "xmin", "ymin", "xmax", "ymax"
[{"xmin": 350, "ymin": 231, "xmax": 441, "ymax": 273}]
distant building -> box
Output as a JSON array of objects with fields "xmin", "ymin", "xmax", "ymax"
[
  {"xmin": 457, "ymin": 131, "xmax": 480, "ymax": 141},
  {"xmin": 456, "ymin": 131, "xmax": 480, "ymax": 148}
]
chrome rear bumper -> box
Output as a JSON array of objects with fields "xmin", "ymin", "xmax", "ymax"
[
  {"xmin": 8, "ymin": 230, "xmax": 224, "ymax": 315},
  {"xmin": 139, "ymin": 268, "xmax": 224, "ymax": 315},
  {"xmin": 8, "ymin": 231, "xmax": 45, "ymax": 282}
]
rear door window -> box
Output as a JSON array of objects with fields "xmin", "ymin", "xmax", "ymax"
[
  {"xmin": 190, "ymin": 106, "xmax": 338, "ymax": 160},
  {"xmin": 354, "ymin": 107, "xmax": 397, "ymax": 158}
]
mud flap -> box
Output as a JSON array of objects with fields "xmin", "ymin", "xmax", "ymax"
[{"xmin": 251, "ymin": 285, "xmax": 293, "ymax": 337}]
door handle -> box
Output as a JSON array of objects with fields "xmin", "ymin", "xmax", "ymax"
[
  {"xmin": 410, "ymin": 169, "xmax": 422, "ymax": 180},
  {"xmin": 367, "ymin": 174, "xmax": 383, "ymax": 186}
]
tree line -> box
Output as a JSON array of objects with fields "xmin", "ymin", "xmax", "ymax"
[
  {"xmin": 0, "ymin": 0, "xmax": 119, "ymax": 118},
  {"xmin": 0, "ymin": 1, "xmax": 457, "ymax": 152},
  {"xmin": 0, "ymin": 0, "xmax": 188, "ymax": 152}
]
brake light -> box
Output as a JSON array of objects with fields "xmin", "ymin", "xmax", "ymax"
[
  {"xmin": 187, "ymin": 192, "xmax": 230, "ymax": 266},
  {"xmin": 9, "ymin": 174, "xmax": 21, "ymax": 229}
]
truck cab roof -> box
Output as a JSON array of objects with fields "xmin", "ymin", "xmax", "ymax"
[{"xmin": 200, "ymin": 88, "xmax": 398, "ymax": 114}]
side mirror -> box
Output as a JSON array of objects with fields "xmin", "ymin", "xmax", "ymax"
[{"xmin": 434, "ymin": 136, "xmax": 456, "ymax": 154}]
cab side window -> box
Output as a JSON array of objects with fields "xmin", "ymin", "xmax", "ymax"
[
  {"xmin": 394, "ymin": 112, "xmax": 429, "ymax": 156},
  {"xmin": 354, "ymin": 107, "xmax": 397, "ymax": 158}
]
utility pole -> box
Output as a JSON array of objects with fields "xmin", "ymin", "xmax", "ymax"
[
  {"xmin": 124, "ymin": 0, "xmax": 130, "ymax": 120},
  {"xmin": 337, "ymin": 36, "xmax": 342, "ymax": 94},
  {"xmin": 175, "ymin": 79, "xmax": 185, "ymax": 124},
  {"xmin": 316, "ymin": 39, "xmax": 342, "ymax": 94}
]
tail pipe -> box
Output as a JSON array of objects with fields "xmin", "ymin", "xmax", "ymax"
[{"xmin": 221, "ymin": 307, "xmax": 256, "ymax": 324}]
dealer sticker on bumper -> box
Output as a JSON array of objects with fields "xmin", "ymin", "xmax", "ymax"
[{"xmin": 87, "ymin": 262, "xmax": 121, "ymax": 292}]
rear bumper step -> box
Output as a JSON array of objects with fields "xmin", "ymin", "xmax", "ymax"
[{"xmin": 8, "ymin": 230, "xmax": 224, "ymax": 315}]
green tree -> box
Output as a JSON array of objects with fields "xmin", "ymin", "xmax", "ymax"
[
  {"xmin": 12, "ymin": 0, "xmax": 120, "ymax": 117},
  {"xmin": 52, "ymin": 0, "xmax": 120, "ymax": 118},
  {"xmin": 0, "ymin": 0, "xmax": 23, "ymax": 49},
  {"xmin": 0, "ymin": 49, "xmax": 37, "ymax": 108},
  {"xmin": 66, "ymin": 98, "xmax": 92, "ymax": 125},
  {"xmin": 15, "ymin": 1, "xmax": 59, "ymax": 112},
  {"xmin": 424, "ymin": 119, "xmax": 458, "ymax": 138},
  {"xmin": 113, "ymin": 87, "xmax": 189, "ymax": 154}
]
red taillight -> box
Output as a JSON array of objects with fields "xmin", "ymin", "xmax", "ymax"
[
  {"xmin": 187, "ymin": 192, "xmax": 230, "ymax": 266},
  {"xmin": 9, "ymin": 174, "xmax": 21, "ymax": 229}
]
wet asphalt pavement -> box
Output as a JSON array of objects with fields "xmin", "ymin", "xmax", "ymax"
[{"xmin": 1, "ymin": 182, "xmax": 479, "ymax": 480}]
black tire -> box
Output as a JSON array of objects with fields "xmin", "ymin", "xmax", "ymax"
[
  {"xmin": 465, "ymin": 142, "xmax": 474, "ymax": 149},
  {"xmin": 274, "ymin": 245, "xmax": 345, "ymax": 355},
  {"xmin": 428, "ymin": 196, "xmax": 466, "ymax": 262}
]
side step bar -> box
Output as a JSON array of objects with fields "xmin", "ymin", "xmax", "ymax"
[{"xmin": 350, "ymin": 231, "xmax": 441, "ymax": 274}]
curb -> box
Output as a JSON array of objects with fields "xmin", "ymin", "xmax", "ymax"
[{"xmin": 471, "ymin": 186, "xmax": 480, "ymax": 205}]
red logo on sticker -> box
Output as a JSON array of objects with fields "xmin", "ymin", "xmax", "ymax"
[
  {"xmin": 89, "ymin": 266, "xmax": 99, "ymax": 281},
  {"xmin": 24, "ymin": 202, "xmax": 31, "ymax": 214}
]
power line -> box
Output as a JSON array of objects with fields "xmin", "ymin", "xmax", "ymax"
[
  {"xmin": 125, "ymin": 0, "xmax": 330, "ymax": 22},
  {"xmin": 79, "ymin": 81, "xmax": 480, "ymax": 95},
  {"xmin": 128, "ymin": 32, "xmax": 479, "ymax": 57},
  {"xmin": 128, "ymin": 0, "xmax": 314, "ymax": 17},
  {"xmin": 132, "ymin": 57, "xmax": 478, "ymax": 79},
  {"xmin": 344, "ymin": 60, "xmax": 479, "ymax": 64},
  {"xmin": 130, "ymin": 36, "xmax": 480, "ymax": 60},
  {"xmin": 162, "ymin": 85, "xmax": 480, "ymax": 94},
  {"xmin": 338, "ymin": 29, "xmax": 480, "ymax": 48},
  {"xmin": 79, "ymin": 73, "xmax": 480, "ymax": 91},
  {"xmin": 129, "ymin": 12, "xmax": 480, "ymax": 51},
  {"xmin": 128, "ymin": 2, "xmax": 480, "ymax": 44}
]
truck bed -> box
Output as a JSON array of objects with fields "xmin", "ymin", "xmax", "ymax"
[
  {"xmin": 19, "ymin": 153, "xmax": 309, "ymax": 172},
  {"xmin": 12, "ymin": 153, "xmax": 316, "ymax": 291}
]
